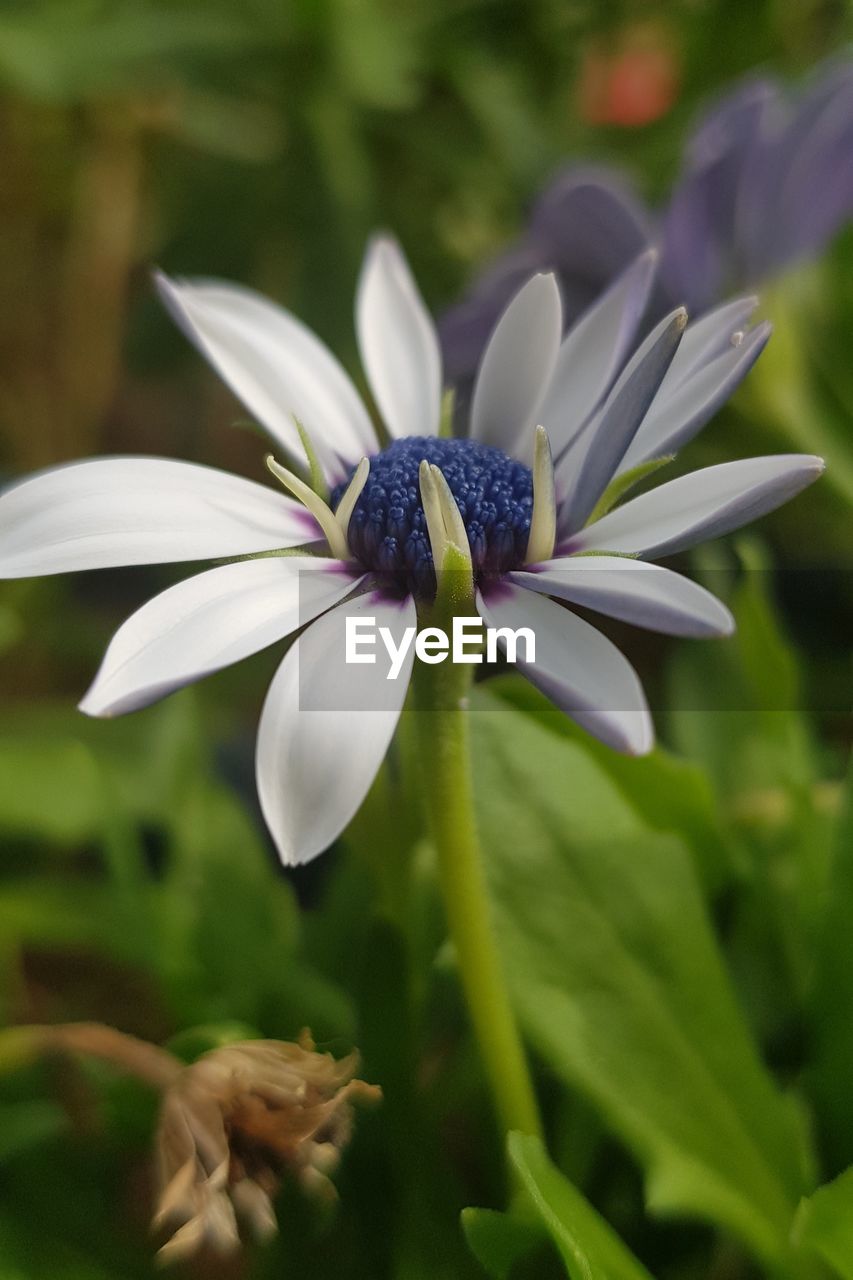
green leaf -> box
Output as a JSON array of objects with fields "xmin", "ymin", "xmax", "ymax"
[
  {"xmin": 667, "ymin": 545, "xmax": 816, "ymax": 797},
  {"xmin": 739, "ymin": 278, "xmax": 853, "ymax": 505},
  {"xmin": 0, "ymin": 737, "xmax": 102, "ymax": 844},
  {"xmin": 0, "ymin": 1101, "xmax": 68, "ymax": 1163},
  {"xmin": 490, "ymin": 674, "xmax": 730, "ymax": 888},
  {"xmin": 508, "ymin": 1133, "xmax": 654, "ymax": 1280},
  {"xmin": 669, "ymin": 548, "xmax": 837, "ymax": 1017},
  {"xmin": 0, "ymin": 1, "xmax": 264, "ymax": 101},
  {"xmin": 808, "ymin": 760, "xmax": 853, "ymax": 1169},
  {"xmin": 0, "ymin": 601, "xmax": 22, "ymax": 655},
  {"xmin": 165, "ymin": 1022, "xmax": 262, "ymax": 1063},
  {"xmin": 470, "ymin": 687, "xmax": 805, "ymax": 1267},
  {"xmin": 462, "ymin": 1207, "xmax": 544, "ymax": 1280},
  {"xmin": 794, "ymin": 1167, "xmax": 853, "ymax": 1279}
]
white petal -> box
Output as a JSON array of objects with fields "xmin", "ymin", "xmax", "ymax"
[
  {"xmin": 80, "ymin": 557, "xmax": 361, "ymax": 717},
  {"xmin": 567, "ymin": 455, "xmax": 825, "ymax": 559},
  {"xmin": 0, "ymin": 457, "xmax": 315, "ymax": 578},
  {"xmin": 509, "ymin": 556, "xmax": 734, "ymax": 637},
  {"xmin": 559, "ymin": 308, "xmax": 686, "ymax": 531},
  {"xmin": 470, "ymin": 273, "xmax": 562, "ymax": 456},
  {"xmin": 156, "ymin": 273, "xmax": 376, "ymax": 481},
  {"xmin": 256, "ymin": 590, "xmax": 416, "ymax": 865},
  {"xmin": 619, "ymin": 321, "xmax": 771, "ymax": 472},
  {"xmin": 478, "ymin": 584, "xmax": 653, "ymax": 754},
  {"xmin": 538, "ymin": 249, "xmax": 657, "ymax": 456},
  {"xmin": 356, "ymin": 235, "xmax": 442, "ymax": 439},
  {"xmin": 663, "ymin": 296, "xmax": 759, "ymax": 387}
]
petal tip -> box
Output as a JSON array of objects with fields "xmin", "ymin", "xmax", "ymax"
[
  {"xmin": 716, "ymin": 608, "xmax": 737, "ymax": 639},
  {"xmin": 364, "ymin": 231, "xmax": 404, "ymax": 273},
  {"xmin": 77, "ymin": 692, "xmax": 108, "ymax": 719},
  {"xmin": 798, "ymin": 454, "xmax": 827, "ymax": 480},
  {"xmin": 627, "ymin": 722, "xmax": 655, "ymax": 756},
  {"xmin": 152, "ymin": 267, "xmax": 178, "ymax": 300}
]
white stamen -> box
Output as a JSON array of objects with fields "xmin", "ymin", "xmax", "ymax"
[
  {"xmin": 265, "ymin": 455, "xmax": 350, "ymax": 560},
  {"xmin": 335, "ymin": 457, "xmax": 370, "ymax": 545},
  {"xmin": 429, "ymin": 464, "xmax": 471, "ymax": 560},
  {"xmin": 525, "ymin": 425, "xmax": 557, "ymax": 565}
]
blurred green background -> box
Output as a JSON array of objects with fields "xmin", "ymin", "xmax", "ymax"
[{"xmin": 0, "ymin": 1, "xmax": 851, "ymax": 1278}]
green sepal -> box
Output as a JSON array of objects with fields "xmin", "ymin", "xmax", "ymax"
[
  {"xmin": 434, "ymin": 539, "xmax": 475, "ymax": 616},
  {"xmin": 571, "ymin": 548, "xmax": 640, "ymax": 560},
  {"xmin": 216, "ymin": 543, "xmax": 327, "ymax": 565},
  {"xmin": 585, "ymin": 454, "xmax": 674, "ymax": 526}
]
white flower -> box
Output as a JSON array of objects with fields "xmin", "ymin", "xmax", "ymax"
[{"xmin": 0, "ymin": 237, "xmax": 823, "ymax": 864}]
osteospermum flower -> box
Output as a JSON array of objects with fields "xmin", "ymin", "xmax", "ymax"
[
  {"xmin": 0, "ymin": 238, "xmax": 823, "ymax": 863},
  {"xmin": 441, "ymin": 59, "xmax": 853, "ymax": 380}
]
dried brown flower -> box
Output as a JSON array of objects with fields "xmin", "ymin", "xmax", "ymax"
[{"xmin": 152, "ymin": 1031, "xmax": 381, "ymax": 1265}]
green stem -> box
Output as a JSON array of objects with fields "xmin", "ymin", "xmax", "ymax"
[{"xmin": 412, "ymin": 617, "xmax": 542, "ymax": 1141}]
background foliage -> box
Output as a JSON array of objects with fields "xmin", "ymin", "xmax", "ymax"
[{"xmin": 0, "ymin": 1, "xmax": 851, "ymax": 1277}]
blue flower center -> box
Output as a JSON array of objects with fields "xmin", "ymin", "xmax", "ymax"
[{"xmin": 330, "ymin": 436, "xmax": 533, "ymax": 597}]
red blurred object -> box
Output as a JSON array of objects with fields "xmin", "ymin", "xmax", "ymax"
[{"xmin": 579, "ymin": 26, "xmax": 680, "ymax": 128}]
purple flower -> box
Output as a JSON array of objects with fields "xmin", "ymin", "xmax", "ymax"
[{"xmin": 441, "ymin": 60, "xmax": 853, "ymax": 382}]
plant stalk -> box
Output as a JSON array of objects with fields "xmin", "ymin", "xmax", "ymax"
[{"xmin": 412, "ymin": 588, "xmax": 542, "ymax": 1141}]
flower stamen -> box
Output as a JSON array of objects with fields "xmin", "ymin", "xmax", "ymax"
[
  {"xmin": 430, "ymin": 463, "xmax": 471, "ymax": 562},
  {"xmin": 334, "ymin": 457, "xmax": 370, "ymax": 546},
  {"xmin": 525, "ymin": 425, "xmax": 556, "ymax": 565},
  {"xmin": 418, "ymin": 459, "xmax": 447, "ymax": 567},
  {"xmin": 266, "ymin": 454, "xmax": 350, "ymax": 560}
]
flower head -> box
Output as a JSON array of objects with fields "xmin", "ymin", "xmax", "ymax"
[
  {"xmin": 0, "ymin": 235, "xmax": 822, "ymax": 863},
  {"xmin": 154, "ymin": 1033, "xmax": 380, "ymax": 1264},
  {"xmin": 441, "ymin": 59, "xmax": 853, "ymax": 380}
]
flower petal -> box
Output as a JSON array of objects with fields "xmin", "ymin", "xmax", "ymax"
[
  {"xmin": 356, "ymin": 235, "xmax": 442, "ymax": 439},
  {"xmin": 663, "ymin": 296, "xmax": 759, "ymax": 386},
  {"xmin": 559, "ymin": 308, "xmax": 687, "ymax": 532},
  {"xmin": 659, "ymin": 168, "xmax": 725, "ymax": 314},
  {"xmin": 79, "ymin": 557, "xmax": 361, "ymax": 717},
  {"xmin": 256, "ymin": 590, "xmax": 416, "ymax": 866},
  {"xmin": 478, "ymin": 583, "xmax": 653, "ymax": 754},
  {"xmin": 0, "ymin": 457, "xmax": 315, "ymax": 578},
  {"xmin": 567, "ymin": 454, "xmax": 825, "ymax": 559},
  {"xmin": 156, "ymin": 273, "xmax": 376, "ymax": 481},
  {"xmin": 470, "ymin": 273, "xmax": 562, "ymax": 457},
  {"xmin": 529, "ymin": 168, "xmax": 654, "ymax": 278},
  {"xmin": 438, "ymin": 167, "xmax": 652, "ymax": 389},
  {"xmin": 538, "ymin": 249, "xmax": 657, "ymax": 456},
  {"xmin": 618, "ymin": 320, "xmax": 771, "ymax": 472},
  {"xmin": 509, "ymin": 556, "xmax": 734, "ymax": 637}
]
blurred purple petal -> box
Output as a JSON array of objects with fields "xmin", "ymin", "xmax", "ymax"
[
  {"xmin": 443, "ymin": 59, "xmax": 853, "ymax": 371},
  {"xmin": 439, "ymin": 167, "xmax": 653, "ymax": 387}
]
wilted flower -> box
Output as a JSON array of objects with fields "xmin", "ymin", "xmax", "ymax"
[
  {"xmin": 153, "ymin": 1034, "xmax": 380, "ymax": 1264},
  {"xmin": 0, "ymin": 237, "xmax": 822, "ymax": 863},
  {"xmin": 441, "ymin": 59, "xmax": 853, "ymax": 381}
]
